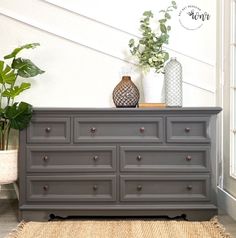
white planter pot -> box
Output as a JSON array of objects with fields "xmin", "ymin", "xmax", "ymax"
[
  {"xmin": 0, "ymin": 150, "xmax": 18, "ymax": 184},
  {"xmin": 142, "ymin": 70, "xmax": 165, "ymax": 103}
]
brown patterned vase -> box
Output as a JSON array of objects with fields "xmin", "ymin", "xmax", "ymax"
[{"xmin": 112, "ymin": 76, "xmax": 140, "ymax": 108}]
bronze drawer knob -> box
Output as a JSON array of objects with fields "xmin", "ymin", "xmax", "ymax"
[
  {"xmin": 93, "ymin": 185, "xmax": 98, "ymax": 191},
  {"xmin": 186, "ymin": 155, "xmax": 192, "ymax": 161},
  {"xmin": 187, "ymin": 185, "xmax": 192, "ymax": 190},
  {"xmin": 137, "ymin": 155, "xmax": 142, "ymax": 161},
  {"xmin": 45, "ymin": 127, "xmax": 51, "ymax": 133},
  {"xmin": 43, "ymin": 155, "xmax": 49, "ymax": 161},
  {"xmin": 43, "ymin": 185, "xmax": 49, "ymax": 191},
  {"xmin": 90, "ymin": 127, "xmax": 97, "ymax": 133},
  {"xmin": 185, "ymin": 127, "xmax": 190, "ymax": 132},
  {"xmin": 137, "ymin": 185, "xmax": 142, "ymax": 191},
  {"xmin": 140, "ymin": 127, "xmax": 145, "ymax": 133},
  {"xmin": 93, "ymin": 155, "xmax": 99, "ymax": 161}
]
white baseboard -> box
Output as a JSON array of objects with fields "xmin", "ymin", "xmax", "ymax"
[{"xmin": 217, "ymin": 186, "xmax": 236, "ymax": 221}]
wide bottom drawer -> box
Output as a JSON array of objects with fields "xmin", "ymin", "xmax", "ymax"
[
  {"xmin": 27, "ymin": 175, "xmax": 116, "ymax": 202},
  {"xmin": 120, "ymin": 174, "xmax": 210, "ymax": 202}
]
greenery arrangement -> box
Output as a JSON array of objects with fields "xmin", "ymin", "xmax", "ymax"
[
  {"xmin": 0, "ymin": 43, "xmax": 44, "ymax": 150},
  {"xmin": 128, "ymin": 1, "xmax": 177, "ymax": 73}
]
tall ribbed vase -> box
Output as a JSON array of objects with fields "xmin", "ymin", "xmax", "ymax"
[{"xmin": 164, "ymin": 57, "xmax": 183, "ymax": 107}]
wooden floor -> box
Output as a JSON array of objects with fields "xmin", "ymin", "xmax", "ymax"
[{"xmin": 0, "ymin": 200, "xmax": 236, "ymax": 238}]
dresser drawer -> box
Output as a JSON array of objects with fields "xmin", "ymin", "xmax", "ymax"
[
  {"xmin": 26, "ymin": 146, "xmax": 116, "ymax": 172},
  {"xmin": 120, "ymin": 146, "xmax": 210, "ymax": 172},
  {"xmin": 120, "ymin": 175, "xmax": 210, "ymax": 202},
  {"xmin": 27, "ymin": 117, "xmax": 71, "ymax": 143},
  {"xmin": 167, "ymin": 117, "xmax": 210, "ymax": 143},
  {"xmin": 27, "ymin": 175, "xmax": 116, "ymax": 202},
  {"xmin": 74, "ymin": 117, "xmax": 163, "ymax": 143}
]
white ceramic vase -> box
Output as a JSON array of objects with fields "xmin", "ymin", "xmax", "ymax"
[
  {"xmin": 142, "ymin": 69, "xmax": 165, "ymax": 103},
  {"xmin": 0, "ymin": 150, "xmax": 18, "ymax": 184}
]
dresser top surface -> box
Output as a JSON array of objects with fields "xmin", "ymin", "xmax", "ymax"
[{"xmin": 32, "ymin": 107, "xmax": 222, "ymax": 114}]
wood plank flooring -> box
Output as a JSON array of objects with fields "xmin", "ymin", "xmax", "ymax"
[{"xmin": 0, "ymin": 200, "xmax": 236, "ymax": 238}]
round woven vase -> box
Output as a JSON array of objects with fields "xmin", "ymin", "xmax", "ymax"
[{"xmin": 112, "ymin": 76, "xmax": 140, "ymax": 108}]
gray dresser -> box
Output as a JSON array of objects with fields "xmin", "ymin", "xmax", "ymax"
[{"xmin": 19, "ymin": 107, "xmax": 221, "ymax": 221}]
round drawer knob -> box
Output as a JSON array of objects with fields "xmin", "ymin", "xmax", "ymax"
[
  {"xmin": 185, "ymin": 127, "xmax": 190, "ymax": 132},
  {"xmin": 137, "ymin": 155, "xmax": 142, "ymax": 161},
  {"xmin": 43, "ymin": 185, "xmax": 49, "ymax": 191},
  {"xmin": 91, "ymin": 127, "xmax": 96, "ymax": 133},
  {"xmin": 186, "ymin": 155, "xmax": 192, "ymax": 161},
  {"xmin": 93, "ymin": 185, "xmax": 98, "ymax": 191},
  {"xmin": 137, "ymin": 185, "xmax": 142, "ymax": 191},
  {"xmin": 45, "ymin": 127, "xmax": 51, "ymax": 133},
  {"xmin": 187, "ymin": 185, "xmax": 192, "ymax": 190},
  {"xmin": 93, "ymin": 155, "xmax": 99, "ymax": 161},
  {"xmin": 140, "ymin": 127, "xmax": 145, "ymax": 133},
  {"xmin": 43, "ymin": 155, "xmax": 49, "ymax": 161}
]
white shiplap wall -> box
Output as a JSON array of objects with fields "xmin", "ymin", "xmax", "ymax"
[
  {"xmin": 0, "ymin": 0, "xmax": 216, "ymax": 108},
  {"xmin": 0, "ymin": 0, "xmax": 217, "ymax": 198}
]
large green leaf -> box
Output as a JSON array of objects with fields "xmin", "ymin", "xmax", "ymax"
[
  {"xmin": 12, "ymin": 58, "xmax": 45, "ymax": 78},
  {"xmin": 2, "ymin": 82, "xmax": 31, "ymax": 99},
  {"xmin": 0, "ymin": 61, "xmax": 16, "ymax": 85},
  {"xmin": 4, "ymin": 43, "xmax": 40, "ymax": 59},
  {"xmin": 4, "ymin": 102, "xmax": 33, "ymax": 130}
]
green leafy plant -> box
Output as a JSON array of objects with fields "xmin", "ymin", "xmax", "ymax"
[
  {"xmin": 0, "ymin": 43, "xmax": 45, "ymax": 150},
  {"xmin": 128, "ymin": 1, "xmax": 177, "ymax": 73}
]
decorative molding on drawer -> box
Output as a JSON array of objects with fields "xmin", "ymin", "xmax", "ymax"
[
  {"xmin": 120, "ymin": 146, "xmax": 210, "ymax": 172},
  {"xmin": 27, "ymin": 117, "xmax": 71, "ymax": 144},
  {"xmin": 27, "ymin": 175, "xmax": 116, "ymax": 202},
  {"xmin": 26, "ymin": 145, "xmax": 117, "ymax": 172},
  {"xmin": 120, "ymin": 174, "xmax": 210, "ymax": 202},
  {"xmin": 166, "ymin": 116, "xmax": 211, "ymax": 143},
  {"xmin": 74, "ymin": 117, "xmax": 164, "ymax": 143}
]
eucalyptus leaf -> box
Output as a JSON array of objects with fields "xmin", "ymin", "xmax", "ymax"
[
  {"xmin": 4, "ymin": 43, "xmax": 40, "ymax": 60},
  {"xmin": 12, "ymin": 58, "xmax": 45, "ymax": 78},
  {"xmin": 160, "ymin": 24, "xmax": 167, "ymax": 33},
  {"xmin": 128, "ymin": 1, "xmax": 176, "ymax": 73},
  {"xmin": 143, "ymin": 11, "xmax": 153, "ymax": 17},
  {"xmin": 165, "ymin": 13, "xmax": 171, "ymax": 19}
]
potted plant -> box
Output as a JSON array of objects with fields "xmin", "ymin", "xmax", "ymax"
[
  {"xmin": 0, "ymin": 43, "xmax": 44, "ymax": 184},
  {"xmin": 128, "ymin": 1, "xmax": 177, "ymax": 103}
]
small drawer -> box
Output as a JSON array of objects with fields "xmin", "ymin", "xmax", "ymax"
[
  {"xmin": 26, "ymin": 146, "xmax": 116, "ymax": 172},
  {"xmin": 74, "ymin": 117, "xmax": 163, "ymax": 143},
  {"xmin": 27, "ymin": 175, "xmax": 116, "ymax": 202},
  {"xmin": 27, "ymin": 117, "xmax": 70, "ymax": 143},
  {"xmin": 167, "ymin": 117, "xmax": 210, "ymax": 143},
  {"xmin": 120, "ymin": 175, "xmax": 210, "ymax": 202},
  {"xmin": 120, "ymin": 146, "xmax": 210, "ymax": 172}
]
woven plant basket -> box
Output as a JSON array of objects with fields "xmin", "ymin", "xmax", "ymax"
[{"xmin": 0, "ymin": 150, "xmax": 18, "ymax": 184}]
